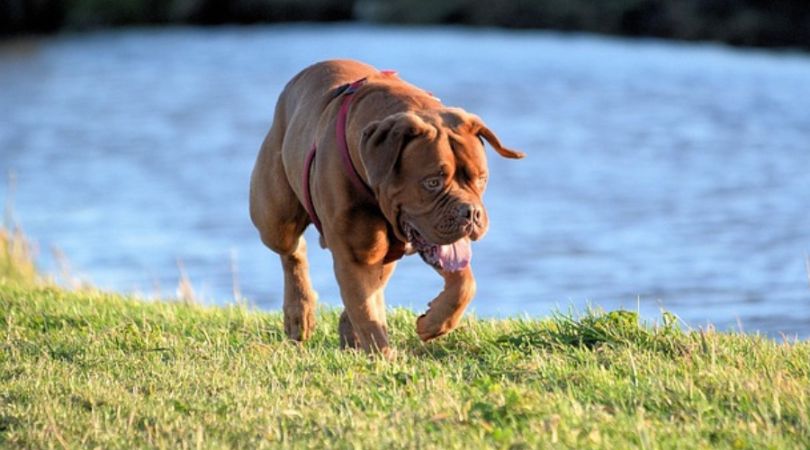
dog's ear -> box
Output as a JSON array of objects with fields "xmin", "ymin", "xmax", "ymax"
[
  {"xmin": 360, "ymin": 112, "xmax": 433, "ymax": 188},
  {"xmin": 470, "ymin": 116, "xmax": 525, "ymax": 159}
]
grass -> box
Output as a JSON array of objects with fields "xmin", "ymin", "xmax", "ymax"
[{"xmin": 2, "ymin": 227, "xmax": 810, "ymax": 449}]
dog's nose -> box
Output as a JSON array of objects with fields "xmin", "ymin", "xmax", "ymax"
[{"xmin": 457, "ymin": 203, "xmax": 482, "ymax": 223}]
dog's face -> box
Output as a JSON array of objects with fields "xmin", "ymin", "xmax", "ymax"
[{"xmin": 360, "ymin": 108, "xmax": 524, "ymax": 270}]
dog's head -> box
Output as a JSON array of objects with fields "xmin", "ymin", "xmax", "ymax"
[{"xmin": 360, "ymin": 107, "xmax": 524, "ymax": 270}]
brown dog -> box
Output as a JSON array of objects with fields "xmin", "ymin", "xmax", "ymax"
[{"xmin": 250, "ymin": 60, "xmax": 523, "ymax": 356}]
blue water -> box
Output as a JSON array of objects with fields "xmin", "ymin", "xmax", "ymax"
[{"xmin": 2, "ymin": 25, "xmax": 809, "ymax": 337}]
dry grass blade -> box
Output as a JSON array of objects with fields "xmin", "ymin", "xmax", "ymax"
[
  {"xmin": 176, "ymin": 259, "xmax": 198, "ymax": 304},
  {"xmin": 1, "ymin": 224, "xmax": 38, "ymax": 286}
]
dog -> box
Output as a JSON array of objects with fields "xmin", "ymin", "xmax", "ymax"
[{"xmin": 250, "ymin": 60, "xmax": 523, "ymax": 356}]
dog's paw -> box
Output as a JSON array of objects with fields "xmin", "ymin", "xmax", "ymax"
[
  {"xmin": 284, "ymin": 306, "xmax": 316, "ymax": 342},
  {"xmin": 378, "ymin": 346, "xmax": 397, "ymax": 361},
  {"xmin": 415, "ymin": 314, "xmax": 451, "ymax": 342}
]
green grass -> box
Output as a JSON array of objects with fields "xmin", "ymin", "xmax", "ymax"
[{"xmin": 1, "ymin": 228, "xmax": 809, "ymax": 448}]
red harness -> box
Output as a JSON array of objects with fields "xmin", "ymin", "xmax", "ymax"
[{"xmin": 302, "ymin": 74, "xmax": 406, "ymax": 263}]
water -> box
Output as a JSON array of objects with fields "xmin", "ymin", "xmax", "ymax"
[{"xmin": 2, "ymin": 25, "xmax": 809, "ymax": 337}]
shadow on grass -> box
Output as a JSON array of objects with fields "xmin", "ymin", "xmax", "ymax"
[
  {"xmin": 500, "ymin": 310, "xmax": 689, "ymax": 355},
  {"xmin": 410, "ymin": 309, "xmax": 691, "ymax": 361}
]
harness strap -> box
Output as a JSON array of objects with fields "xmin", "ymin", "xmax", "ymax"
[
  {"xmin": 336, "ymin": 78, "xmax": 375, "ymax": 202},
  {"xmin": 302, "ymin": 72, "xmax": 406, "ymax": 263}
]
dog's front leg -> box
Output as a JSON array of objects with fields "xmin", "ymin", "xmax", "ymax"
[
  {"xmin": 334, "ymin": 259, "xmax": 393, "ymax": 356},
  {"xmin": 416, "ymin": 266, "xmax": 476, "ymax": 341}
]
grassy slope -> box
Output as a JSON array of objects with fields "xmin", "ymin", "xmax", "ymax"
[
  {"xmin": 1, "ymin": 285, "xmax": 808, "ymax": 449},
  {"xmin": 2, "ymin": 230, "xmax": 809, "ymax": 449}
]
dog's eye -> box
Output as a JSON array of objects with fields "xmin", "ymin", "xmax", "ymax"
[{"xmin": 422, "ymin": 176, "xmax": 444, "ymax": 192}]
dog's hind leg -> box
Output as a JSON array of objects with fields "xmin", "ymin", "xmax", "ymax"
[
  {"xmin": 252, "ymin": 190, "xmax": 317, "ymax": 342},
  {"xmin": 278, "ymin": 236, "xmax": 317, "ymax": 341},
  {"xmin": 250, "ymin": 123, "xmax": 318, "ymax": 342}
]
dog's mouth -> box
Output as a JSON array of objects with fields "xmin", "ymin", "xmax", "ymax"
[{"xmin": 401, "ymin": 220, "xmax": 471, "ymax": 272}]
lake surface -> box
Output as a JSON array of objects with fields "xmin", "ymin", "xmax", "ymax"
[{"xmin": 2, "ymin": 25, "xmax": 809, "ymax": 337}]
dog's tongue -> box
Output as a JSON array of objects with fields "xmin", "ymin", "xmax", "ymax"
[{"xmin": 437, "ymin": 238, "xmax": 472, "ymax": 272}]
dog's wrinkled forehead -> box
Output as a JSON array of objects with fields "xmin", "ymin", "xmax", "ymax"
[{"xmin": 399, "ymin": 109, "xmax": 487, "ymax": 177}]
